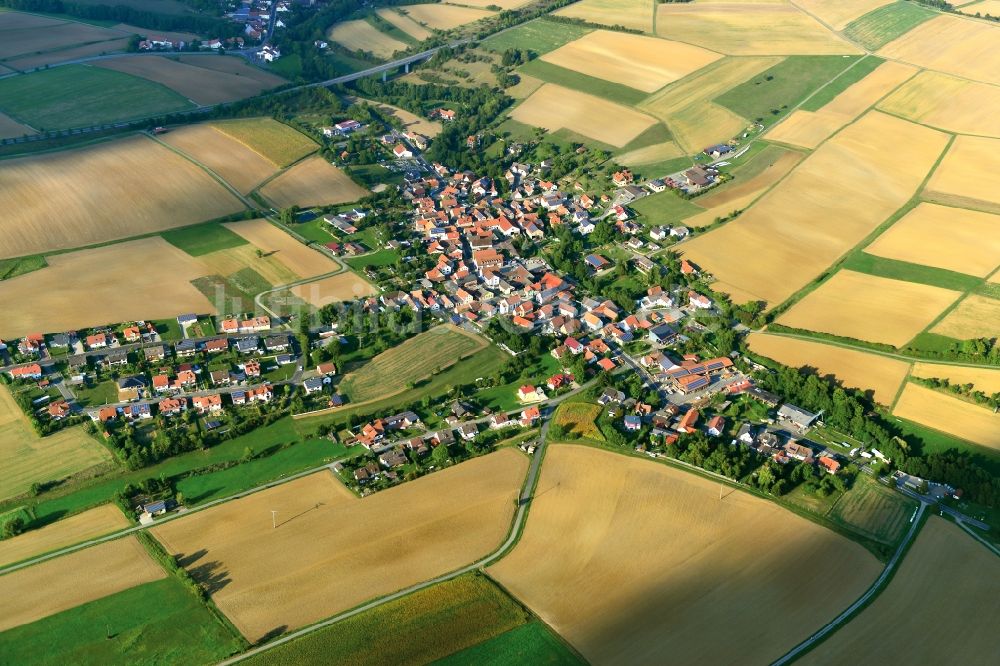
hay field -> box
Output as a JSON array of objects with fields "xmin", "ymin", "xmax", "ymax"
[
  {"xmin": 152, "ymin": 451, "xmax": 528, "ymax": 642},
  {"xmin": 96, "ymin": 55, "xmax": 285, "ymax": 105},
  {"xmin": 879, "ymin": 14, "xmax": 1000, "ymax": 86},
  {"xmin": 347, "ymin": 95, "xmax": 441, "ymax": 136},
  {"xmin": 638, "ymin": 56, "xmax": 781, "ymax": 153},
  {"xmin": 540, "ymin": 31, "xmax": 721, "ymax": 93},
  {"xmin": 803, "ymin": 517, "xmax": 1000, "ymax": 664},
  {"xmin": 259, "ymin": 155, "xmax": 368, "ymax": 208},
  {"xmin": 912, "ymin": 362, "xmax": 1000, "ymax": 394},
  {"xmin": 554, "ymin": 0, "xmax": 653, "ymax": 33},
  {"xmin": 960, "ymin": 0, "xmax": 1000, "ymax": 14},
  {"xmin": 0, "ymin": 111, "xmax": 35, "ymax": 138},
  {"xmin": 339, "ymin": 325, "xmax": 487, "ymax": 402},
  {"xmin": 683, "ymin": 191, "xmax": 760, "ymax": 228},
  {"xmin": 894, "ymin": 384, "xmax": 1000, "ymax": 449},
  {"xmin": 553, "ymin": 402, "xmax": 603, "ymax": 441},
  {"xmin": 931, "ymin": 295, "xmax": 1000, "ymax": 341},
  {"xmin": 198, "ymin": 244, "xmax": 300, "ymax": 286},
  {"xmin": 161, "ymin": 123, "xmax": 277, "ymax": 193},
  {"xmin": 680, "ymin": 112, "xmax": 948, "ymax": 306},
  {"xmin": 401, "ymin": 3, "xmax": 494, "ymax": 31},
  {"xmin": 864, "ymin": 203, "xmax": 1000, "ymax": 277},
  {"xmin": 614, "ymin": 140, "xmax": 686, "ymax": 168},
  {"xmin": 747, "ymin": 332, "xmax": 910, "ymax": 403},
  {"xmin": 925, "ymin": 135, "xmax": 1000, "ymax": 210},
  {"xmin": 0, "ymin": 386, "xmax": 113, "ymax": 502},
  {"xmin": 0, "ymin": 536, "xmax": 166, "ymax": 632},
  {"xmin": 511, "ymin": 84, "xmax": 657, "ymax": 148},
  {"xmin": 327, "ymin": 20, "xmax": 407, "ymax": 59},
  {"xmin": 877, "ymin": 71, "xmax": 1000, "ymax": 138},
  {"xmin": 768, "ymin": 61, "xmax": 917, "ymax": 149},
  {"xmin": 0, "ymin": 19, "xmax": 122, "ymax": 60},
  {"xmin": 0, "ymin": 504, "xmax": 127, "ymax": 568},
  {"xmin": 223, "ymin": 219, "xmax": 339, "ymax": 278},
  {"xmin": 793, "ymin": 0, "xmax": 895, "ymax": 30},
  {"xmin": 0, "ymin": 238, "xmax": 216, "ymax": 338},
  {"xmin": 488, "ymin": 445, "xmax": 881, "ymax": 665},
  {"xmin": 0, "ymin": 135, "xmax": 244, "ymax": 259},
  {"xmin": 289, "ymin": 272, "xmax": 376, "ymax": 306},
  {"xmin": 777, "ymin": 271, "xmax": 961, "ymax": 347},
  {"xmin": 376, "ymin": 8, "xmax": 432, "ymax": 40},
  {"xmin": 655, "ymin": 3, "xmax": 860, "ymax": 55},
  {"xmin": 212, "ymin": 118, "xmax": 318, "ymax": 167}
]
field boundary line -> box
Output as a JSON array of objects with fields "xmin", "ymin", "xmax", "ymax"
[
  {"xmin": 956, "ymin": 520, "xmax": 1000, "ymax": 558},
  {"xmin": 771, "ymin": 502, "xmax": 928, "ymax": 666},
  {"xmin": 146, "ymin": 131, "xmax": 255, "ymax": 209}
]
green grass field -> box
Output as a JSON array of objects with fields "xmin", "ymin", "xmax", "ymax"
[
  {"xmin": 715, "ymin": 56, "xmax": 862, "ymax": 125},
  {"xmin": 0, "ymin": 577, "xmax": 245, "ymax": 665},
  {"xmin": 436, "ymin": 620, "xmax": 584, "ymax": 666},
  {"xmin": 844, "ymin": 1, "xmax": 936, "ymax": 51},
  {"xmin": 0, "ymin": 254, "xmax": 47, "ymax": 281},
  {"xmin": 175, "ymin": 437, "xmax": 354, "ymax": 505},
  {"xmin": 481, "ymin": 18, "xmax": 591, "ymax": 56},
  {"xmin": 192, "ymin": 267, "xmax": 272, "ymax": 314},
  {"xmin": 344, "ymin": 249, "xmax": 400, "ymax": 269},
  {"xmin": 891, "ymin": 412, "xmax": 1000, "ymax": 476},
  {"xmin": 161, "ymin": 222, "xmax": 249, "ymax": 256},
  {"xmin": 842, "ymin": 253, "xmax": 981, "ymax": 292},
  {"xmin": 339, "ymin": 327, "xmax": 489, "ymax": 403},
  {"xmin": 827, "ymin": 474, "xmax": 918, "ymax": 545},
  {"xmin": 474, "ymin": 353, "xmax": 561, "ymax": 412},
  {"xmin": 518, "ymin": 59, "xmax": 648, "ymax": 106},
  {"xmin": 629, "ymin": 190, "xmax": 703, "ymax": 227},
  {"xmin": 0, "ymin": 65, "xmax": 194, "ymax": 130},
  {"xmin": 212, "ymin": 118, "xmax": 318, "ymax": 167},
  {"xmin": 799, "ymin": 56, "xmax": 885, "ymax": 112},
  {"xmin": 240, "ymin": 574, "xmax": 529, "ymax": 666}
]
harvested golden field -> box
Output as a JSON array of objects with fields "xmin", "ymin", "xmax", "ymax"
[
  {"xmin": 96, "ymin": 55, "xmax": 284, "ymax": 105},
  {"xmin": 506, "ymin": 73, "xmax": 543, "ymax": 99},
  {"xmin": 0, "ymin": 135, "xmax": 244, "ymax": 259},
  {"xmin": 793, "ymin": 0, "xmax": 895, "ymax": 30},
  {"xmin": 0, "ymin": 111, "xmax": 35, "ymax": 139},
  {"xmin": 911, "ymin": 362, "xmax": 1000, "ymax": 394},
  {"xmin": 879, "ymin": 14, "xmax": 1000, "ymax": 86},
  {"xmin": 803, "ymin": 517, "xmax": 1000, "ymax": 665},
  {"xmin": 930, "ymin": 295, "xmax": 1000, "ymax": 341},
  {"xmin": 777, "ymin": 271, "xmax": 961, "ymax": 347},
  {"xmin": 400, "ymin": 3, "xmax": 493, "ymax": 31},
  {"xmin": 160, "ymin": 123, "xmax": 277, "ymax": 193},
  {"xmin": 223, "ymin": 219, "xmax": 339, "ymax": 278},
  {"xmin": 554, "ymin": 0, "xmax": 653, "ymax": 33},
  {"xmin": 925, "ymin": 135, "xmax": 1000, "ymax": 211},
  {"xmin": 198, "ymin": 244, "xmax": 301, "ymax": 286},
  {"xmin": 614, "ymin": 140, "xmax": 686, "ymax": 168},
  {"xmin": 768, "ymin": 61, "xmax": 917, "ymax": 149},
  {"xmin": 453, "ymin": 0, "xmax": 527, "ymax": 7},
  {"xmin": 655, "ymin": 3, "xmax": 860, "ymax": 55},
  {"xmin": 212, "ymin": 118, "xmax": 318, "ymax": 167},
  {"xmin": 639, "ymin": 56, "xmax": 780, "ymax": 152},
  {"xmin": 0, "ymin": 386, "xmax": 113, "ymax": 502},
  {"xmin": 289, "ymin": 272, "xmax": 376, "ymax": 306},
  {"xmin": 540, "ymin": 30, "xmax": 721, "ymax": 93},
  {"xmin": 0, "ymin": 238, "xmax": 215, "ymax": 339},
  {"xmin": 511, "ymin": 84, "xmax": 657, "ymax": 148},
  {"xmin": 960, "ymin": 0, "xmax": 1000, "ymax": 14},
  {"xmin": 681, "ymin": 112, "xmax": 949, "ymax": 306},
  {"xmin": 877, "ymin": 71, "xmax": 1000, "ymax": 138},
  {"xmin": 0, "ymin": 10, "xmax": 66, "ymax": 30},
  {"xmin": 347, "ymin": 95, "xmax": 441, "ymax": 136},
  {"xmin": 683, "ymin": 191, "xmax": 759, "ymax": 228},
  {"xmin": 0, "ymin": 536, "xmax": 165, "ymax": 632},
  {"xmin": 152, "ymin": 451, "xmax": 528, "ymax": 642},
  {"xmin": 865, "ymin": 203, "xmax": 1000, "ymax": 277},
  {"xmin": 0, "ymin": 504, "xmax": 127, "ymax": 569},
  {"xmin": 259, "ymin": 155, "xmax": 368, "ymax": 208},
  {"xmin": 894, "ymin": 384, "xmax": 1000, "ymax": 449},
  {"xmin": 376, "ymin": 8, "xmax": 432, "ymax": 40},
  {"xmin": 489, "ymin": 445, "xmax": 881, "ymax": 665},
  {"xmin": 747, "ymin": 332, "xmax": 910, "ymax": 404},
  {"xmin": 696, "ymin": 148, "xmax": 802, "ymax": 209},
  {"xmin": 327, "ymin": 20, "xmax": 407, "ymax": 59}
]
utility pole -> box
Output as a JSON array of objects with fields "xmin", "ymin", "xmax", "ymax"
[
  {"xmin": 271, "ymin": 510, "xmax": 278, "ymax": 529},
  {"xmin": 719, "ymin": 483, "xmax": 724, "ymax": 500}
]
